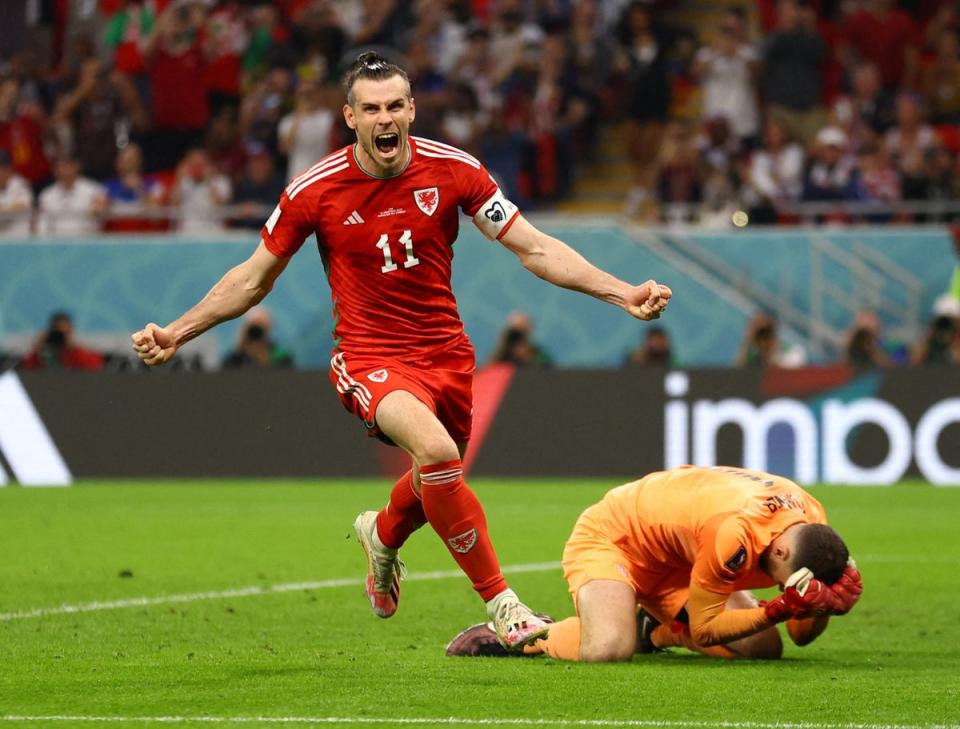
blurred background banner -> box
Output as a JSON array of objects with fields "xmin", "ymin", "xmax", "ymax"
[
  {"xmin": 1, "ymin": 223, "xmax": 955, "ymax": 368},
  {"xmin": 8, "ymin": 366, "xmax": 959, "ymax": 485},
  {"xmin": 458, "ymin": 366, "xmax": 960, "ymax": 485}
]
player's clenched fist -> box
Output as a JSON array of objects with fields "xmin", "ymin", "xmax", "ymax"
[
  {"xmin": 624, "ymin": 279, "xmax": 673, "ymax": 321},
  {"xmin": 131, "ymin": 323, "xmax": 178, "ymax": 366}
]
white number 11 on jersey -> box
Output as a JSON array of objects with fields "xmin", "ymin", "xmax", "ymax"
[{"xmin": 376, "ymin": 230, "xmax": 420, "ymax": 273}]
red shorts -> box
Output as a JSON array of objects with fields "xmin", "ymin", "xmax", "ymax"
[{"xmin": 328, "ymin": 341, "xmax": 475, "ymax": 444}]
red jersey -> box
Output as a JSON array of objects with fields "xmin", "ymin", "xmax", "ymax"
[
  {"xmin": 21, "ymin": 345, "xmax": 104, "ymax": 371},
  {"xmin": 261, "ymin": 136, "xmax": 520, "ymax": 359},
  {"xmin": 841, "ymin": 10, "xmax": 919, "ymax": 89},
  {"xmin": 149, "ymin": 42, "xmax": 209, "ymax": 129},
  {"xmin": 0, "ymin": 115, "xmax": 51, "ymax": 184}
]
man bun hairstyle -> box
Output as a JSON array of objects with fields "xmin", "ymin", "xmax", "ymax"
[
  {"xmin": 343, "ymin": 51, "xmax": 410, "ymax": 106},
  {"xmin": 791, "ymin": 524, "xmax": 849, "ymax": 585}
]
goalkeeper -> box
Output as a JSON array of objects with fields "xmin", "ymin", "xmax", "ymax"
[{"xmin": 447, "ymin": 465, "xmax": 863, "ymax": 661}]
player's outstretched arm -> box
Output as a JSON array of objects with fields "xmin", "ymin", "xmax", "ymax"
[
  {"xmin": 131, "ymin": 241, "xmax": 289, "ymax": 366},
  {"xmin": 497, "ymin": 215, "xmax": 672, "ymax": 321}
]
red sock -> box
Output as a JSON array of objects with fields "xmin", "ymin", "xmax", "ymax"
[
  {"xmin": 419, "ymin": 459, "xmax": 508, "ymax": 602},
  {"xmin": 375, "ymin": 470, "xmax": 427, "ymax": 550}
]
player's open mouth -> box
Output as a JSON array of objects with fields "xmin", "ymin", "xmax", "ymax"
[{"xmin": 375, "ymin": 132, "xmax": 400, "ymax": 155}]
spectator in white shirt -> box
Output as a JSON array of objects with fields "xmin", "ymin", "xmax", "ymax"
[
  {"xmin": 277, "ymin": 79, "xmax": 335, "ymax": 181},
  {"xmin": 743, "ymin": 117, "xmax": 805, "ymax": 223},
  {"xmin": 171, "ymin": 149, "xmax": 232, "ymax": 234},
  {"xmin": 693, "ymin": 9, "xmax": 760, "ymax": 145},
  {"xmin": 37, "ymin": 157, "xmax": 107, "ymax": 236},
  {"xmin": 0, "ymin": 149, "xmax": 33, "ymax": 237}
]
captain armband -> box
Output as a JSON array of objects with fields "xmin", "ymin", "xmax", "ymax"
[{"xmin": 472, "ymin": 189, "xmax": 519, "ymax": 241}]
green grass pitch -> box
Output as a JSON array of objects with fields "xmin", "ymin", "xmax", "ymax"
[{"xmin": 1, "ymin": 479, "xmax": 958, "ymax": 729}]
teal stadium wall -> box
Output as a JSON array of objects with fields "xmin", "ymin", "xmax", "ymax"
[
  {"xmin": 0, "ymin": 224, "xmax": 955, "ymax": 368},
  {"xmin": 677, "ymin": 227, "xmax": 956, "ymax": 337}
]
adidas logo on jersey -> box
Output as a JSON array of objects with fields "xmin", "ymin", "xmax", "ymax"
[{"xmin": 343, "ymin": 211, "xmax": 365, "ymax": 225}]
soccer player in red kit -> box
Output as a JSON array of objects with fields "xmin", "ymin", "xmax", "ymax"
[{"xmin": 131, "ymin": 52, "xmax": 672, "ymax": 650}]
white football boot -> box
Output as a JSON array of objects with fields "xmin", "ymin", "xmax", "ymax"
[
  {"xmin": 353, "ymin": 511, "xmax": 406, "ymax": 618},
  {"xmin": 486, "ymin": 589, "xmax": 551, "ymax": 650}
]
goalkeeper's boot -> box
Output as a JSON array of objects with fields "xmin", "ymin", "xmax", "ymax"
[
  {"xmin": 353, "ymin": 511, "xmax": 406, "ymax": 618},
  {"xmin": 635, "ymin": 608, "xmax": 663, "ymax": 654},
  {"xmin": 446, "ymin": 623, "xmax": 512, "ymax": 657},
  {"xmin": 487, "ymin": 589, "xmax": 552, "ymax": 650},
  {"xmin": 447, "ymin": 610, "xmax": 554, "ymax": 657}
]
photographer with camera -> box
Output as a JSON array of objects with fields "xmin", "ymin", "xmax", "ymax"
[
  {"xmin": 221, "ymin": 307, "xmax": 293, "ymax": 370},
  {"xmin": 911, "ymin": 313, "xmax": 960, "ymax": 366},
  {"xmin": 19, "ymin": 312, "xmax": 104, "ymax": 371},
  {"xmin": 488, "ymin": 311, "xmax": 553, "ymax": 368},
  {"xmin": 735, "ymin": 313, "xmax": 806, "ymax": 369}
]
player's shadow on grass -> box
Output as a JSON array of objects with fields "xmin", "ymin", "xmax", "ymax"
[{"xmin": 626, "ymin": 653, "xmax": 811, "ymax": 666}]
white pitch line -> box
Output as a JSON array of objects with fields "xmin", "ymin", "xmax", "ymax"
[
  {"xmin": 1, "ymin": 716, "xmax": 957, "ymax": 729},
  {"xmin": 0, "ymin": 554, "xmax": 946, "ymax": 623},
  {"xmin": 0, "ymin": 562, "xmax": 561, "ymax": 622}
]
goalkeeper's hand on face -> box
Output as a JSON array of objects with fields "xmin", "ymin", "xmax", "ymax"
[
  {"xmin": 761, "ymin": 560, "xmax": 863, "ymax": 623},
  {"xmin": 826, "ymin": 559, "xmax": 863, "ymax": 615}
]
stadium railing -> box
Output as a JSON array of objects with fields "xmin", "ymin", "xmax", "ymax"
[{"xmin": 3, "ymin": 200, "xmax": 960, "ymax": 237}]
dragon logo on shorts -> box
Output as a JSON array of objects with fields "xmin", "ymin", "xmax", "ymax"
[
  {"xmin": 368, "ymin": 369, "xmax": 389, "ymax": 383},
  {"xmin": 414, "ymin": 187, "xmax": 439, "ymax": 216},
  {"xmin": 447, "ymin": 528, "xmax": 478, "ymax": 554}
]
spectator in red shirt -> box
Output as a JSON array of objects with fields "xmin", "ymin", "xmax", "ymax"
[
  {"xmin": 0, "ymin": 78, "xmax": 54, "ymax": 191},
  {"xmin": 203, "ymin": 1, "xmax": 247, "ymax": 115},
  {"xmin": 840, "ymin": 0, "xmax": 920, "ymax": 90},
  {"xmin": 103, "ymin": 0, "xmax": 160, "ymax": 77},
  {"xmin": 142, "ymin": 1, "xmax": 211, "ymax": 171},
  {"xmin": 20, "ymin": 312, "xmax": 104, "ymax": 371}
]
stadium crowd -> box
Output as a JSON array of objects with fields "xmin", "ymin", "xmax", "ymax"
[{"xmin": 0, "ymin": 0, "xmax": 958, "ymax": 234}]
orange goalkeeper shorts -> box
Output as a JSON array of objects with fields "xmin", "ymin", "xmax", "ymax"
[{"xmin": 561, "ymin": 502, "xmax": 690, "ymax": 626}]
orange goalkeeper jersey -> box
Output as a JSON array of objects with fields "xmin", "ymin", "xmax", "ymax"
[{"xmin": 579, "ymin": 465, "xmax": 827, "ymax": 595}]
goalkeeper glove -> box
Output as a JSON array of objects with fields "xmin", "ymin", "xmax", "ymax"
[
  {"xmin": 827, "ymin": 559, "xmax": 863, "ymax": 615},
  {"xmin": 761, "ymin": 567, "xmax": 838, "ymax": 622}
]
